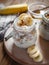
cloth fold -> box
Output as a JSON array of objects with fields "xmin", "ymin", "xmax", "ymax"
[{"xmin": 0, "ymin": 15, "xmax": 16, "ymax": 41}]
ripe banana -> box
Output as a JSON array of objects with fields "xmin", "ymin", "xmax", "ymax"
[{"xmin": 0, "ymin": 4, "xmax": 28, "ymax": 15}]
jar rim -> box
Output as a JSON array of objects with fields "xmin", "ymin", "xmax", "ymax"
[
  {"xmin": 28, "ymin": 2, "xmax": 46, "ymax": 18},
  {"xmin": 13, "ymin": 17, "xmax": 35, "ymax": 33},
  {"xmin": 42, "ymin": 10, "xmax": 49, "ymax": 24}
]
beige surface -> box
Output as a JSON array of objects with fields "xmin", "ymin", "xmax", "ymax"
[{"xmin": 0, "ymin": 0, "xmax": 49, "ymax": 6}]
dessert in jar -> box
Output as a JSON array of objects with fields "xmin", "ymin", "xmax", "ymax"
[
  {"xmin": 38, "ymin": 10, "xmax": 49, "ymax": 40},
  {"xmin": 37, "ymin": 11, "xmax": 49, "ymax": 63},
  {"xmin": 29, "ymin": 2, "xmax": 46, "ymax": 19},
  {"xmin": 13, "ymin": 13, "xmax": 37, "ymax": 48}
]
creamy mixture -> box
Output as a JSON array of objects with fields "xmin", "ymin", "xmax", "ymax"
[{"xmin": 13, "ymin": 13, "xmax": 36, "ymax": 48}]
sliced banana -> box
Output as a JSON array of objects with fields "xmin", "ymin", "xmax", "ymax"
[
  {"xmin": 19, "ymin": 13, "xmax": 33, "ymax": 26},
  {"xmin": 27, "ymin": 45, "xmax": 35, "ymax": 52},
  {"xmin": 33, "ymin": 53, "xmax": 43, "ymax": 62},
  {"xmin": 29, "ymin": 51, "xmax": 40, "ymax": 58},
  {"xmin": 27, "ymin": 45, "xmax": 43, "ymax": 62},
  {"xmin": 27, "ymin": 47, "xmax": 37, "ymax": 55},
  {"xmin": 19, "ymin": 13, "xmax": 27, "ymax": 20},
  {"xmin": 29, "ymin": 51, "xmax": 43, "ymax": 62},
  {"xmin": 23, "ymin": 15, "xmax": 33, "ymax": 26},
  {"xmin": 27, "ymin": 45, "xmax": 38, "ymax": 55}
]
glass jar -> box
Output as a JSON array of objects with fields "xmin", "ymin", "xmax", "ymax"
[
  {"xmin": 13, "ymin": 17, "xmax": 37, "ymax": 48},
  {"xmin": 29, "ymin": 2, "xmax": 47, "ymax": 19},
  {"xmin": 37, "ymin": 10, "xmax": 49, "ymax": 63},
  {"xmin": 38, "ymin": 10, "xmax": 49, "ymax": 40}
]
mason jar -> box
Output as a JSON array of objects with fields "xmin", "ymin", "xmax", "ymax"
[
  {"xmin": 37, "ymin": 10, "xmax": 49, "ymax": 63},
  {"xmin": 29, "ymin": 2, "xmax": 46, "ymax": 19},
  {"xmin": 38, "ymin": 10, "xmax": 49, "ymax": 40},
  {"xmin": 13, "ymin": 17, "xmax": 37, "ymax": 48}
]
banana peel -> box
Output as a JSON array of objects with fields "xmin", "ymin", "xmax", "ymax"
[{"xmin": 0, "ymin": 4, "xmax": 28, "ymax": 15}]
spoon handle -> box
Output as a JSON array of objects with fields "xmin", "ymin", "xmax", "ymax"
[{"xmin": 5, "ymin": 32, "xmax": 13, "ymax": 41}]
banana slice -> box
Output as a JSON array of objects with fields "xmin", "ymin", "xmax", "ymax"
[
  {"xmin": 19, "ymin": 13, "xmax": 27, "ymax": 20},
  {"xmin": 27, "ymin": 45, "xmax": 43, "ymax": 62},
  {"xmin": 29, "ymin": 51, "xmax": 40, "ymax": 58},
  {"xmin": 27, "ymin": 45, "xmax": 35, "ymax": 52},
  {"xmin": 29, "ymin": 51, "xmax": 43, "ymax": 62},
  {"xmin": 27, "ymin": 45, "xmax": 38, "ymax": 55},
  {"xmin": 19, "ymin": 13, "xmax": 33, "ymax": 26},
  {"xmin": 33, "ymin": 53, "xmax": 43, "ymax": 62}
]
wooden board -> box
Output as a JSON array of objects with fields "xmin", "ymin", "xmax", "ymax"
[
  {"xmin": 0, "ymin": 42, "xmax": 21, "ymax": 65},
  {"xmin": 4, "ymin": 26, "xmax": 49, "ymax": 65}
]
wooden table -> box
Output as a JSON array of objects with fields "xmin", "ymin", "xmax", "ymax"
[{"xmin": 0, "ymin": 42, "xmax": 21, "ymax": 65}]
